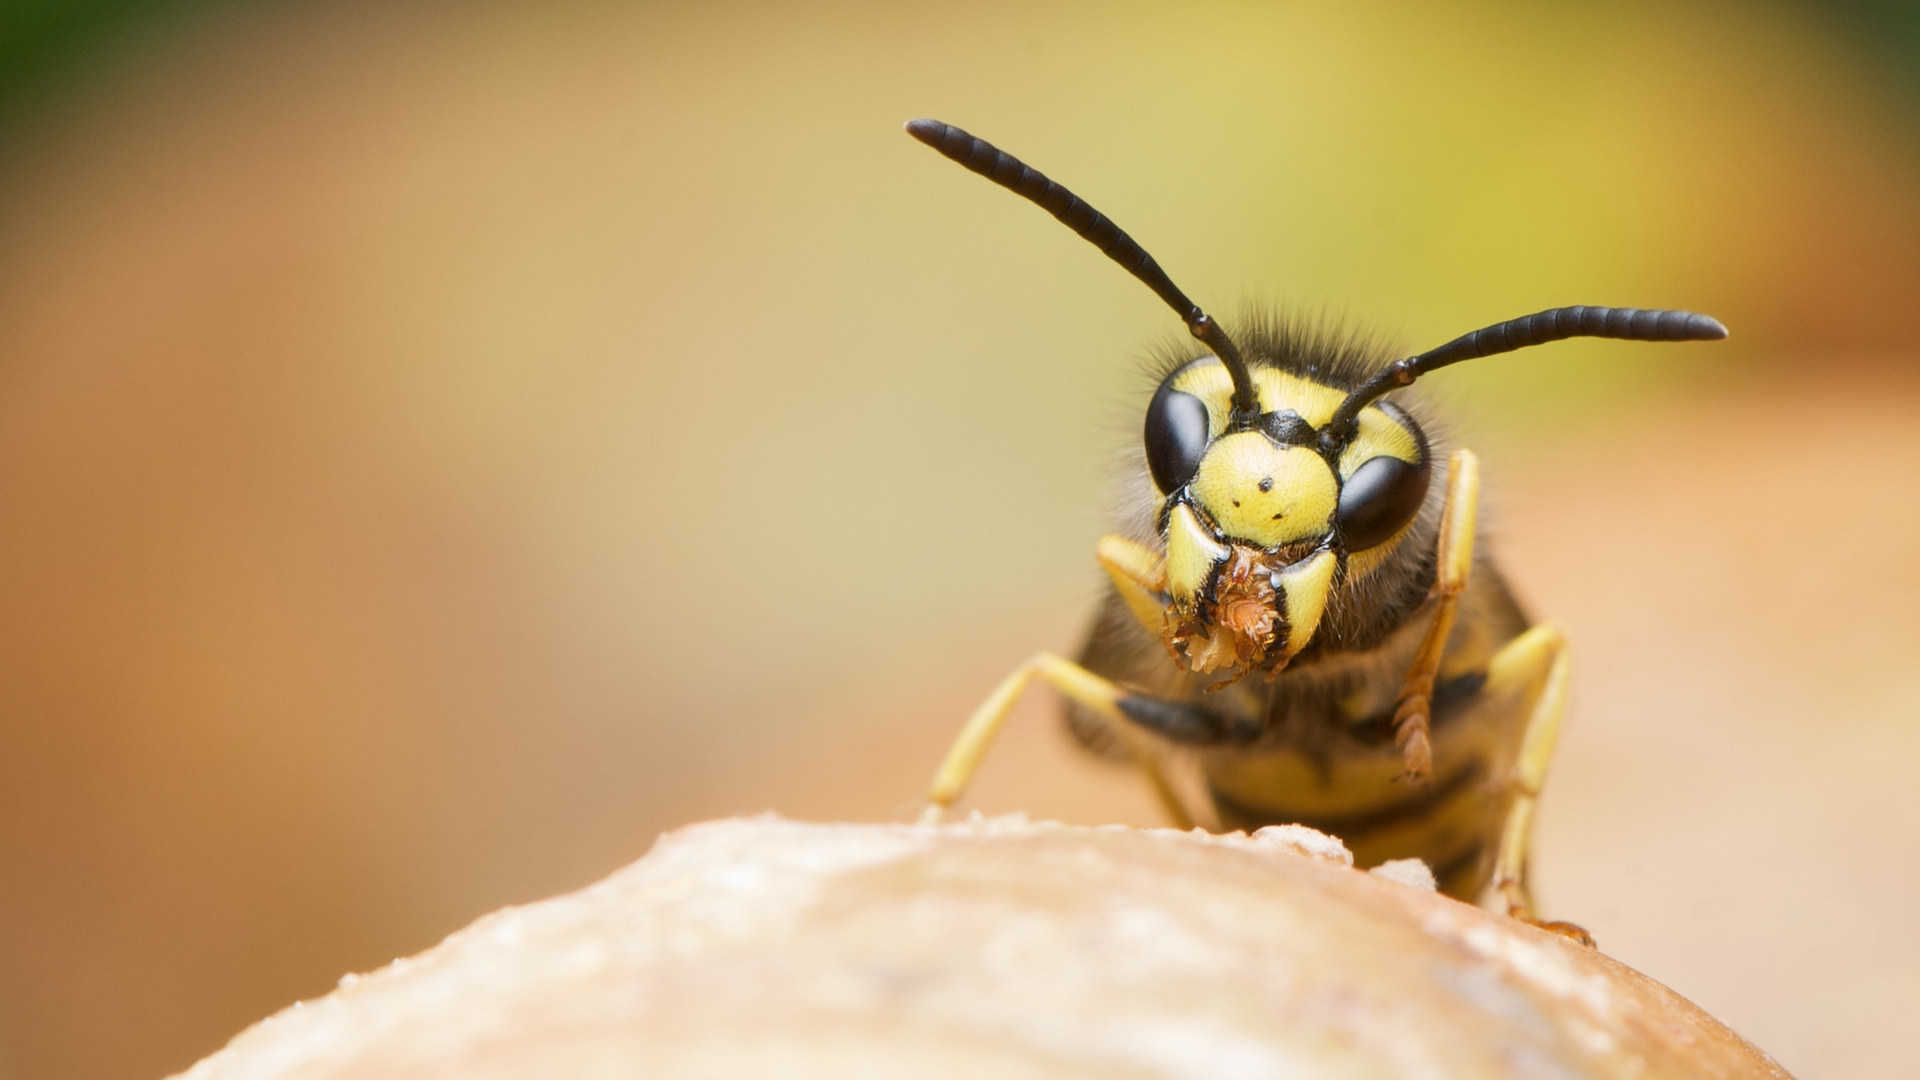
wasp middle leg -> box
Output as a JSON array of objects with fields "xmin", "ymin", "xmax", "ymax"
[
  {"xmin": 1392, "ymin": 448, "xmax": 1480, "ymax": 784},
  {"xmin": 1480, "ymin": 622, "xmax": 1593, "ymax": 946}
]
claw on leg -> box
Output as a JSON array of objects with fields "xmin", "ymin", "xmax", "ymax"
[
  {"xmin": 1526, "ymin": 918, "xmax": 1597, "ymax": 948},
  {"xmin": 1503, "ymin": 874, "xmax": 1595, "ymax": 945},
  {"xmin": 1393, "ymin": 696, "xmax": 1433, "ymax": 784}
]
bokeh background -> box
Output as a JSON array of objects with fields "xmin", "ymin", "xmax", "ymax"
[{"xmin": 3, "ymin": 2, "xmax": 1917, "ymax": 1076}]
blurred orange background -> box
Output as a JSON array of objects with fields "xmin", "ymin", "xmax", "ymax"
[{"xmin": 3, "ymin": 2, "xmax": 1918, "ymax": 1077}]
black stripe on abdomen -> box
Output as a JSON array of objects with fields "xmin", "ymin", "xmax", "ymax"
[{"xmin": 1429, "ymin": 838, "xmax": 1490, "ymax": 896}]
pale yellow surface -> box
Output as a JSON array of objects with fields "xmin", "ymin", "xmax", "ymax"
[{"xmin": 175, "ymin": 817, "xmax": 1788, "ymax": 1080}]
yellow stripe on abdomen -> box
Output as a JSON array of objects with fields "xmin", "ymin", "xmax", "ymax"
[{"xmin": 1203, "ymin": 719, "xmax": 1514, "ymax": 899}]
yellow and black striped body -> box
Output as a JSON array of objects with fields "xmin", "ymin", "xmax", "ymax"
[
  {"xmin": 1195, "ymin": 566, "xmax": 1528, "ymax": 898},
  {"xmin": 903, "ymin": 118, "xmax": 1723, "ymax": 930},
  {"xmin": 1072, "ymin": 534, "xmax": 1535, "ymax": 900},
  {"xmin": 1067, "ymin": 318, "xmax": 1534, "ymax": 901}
]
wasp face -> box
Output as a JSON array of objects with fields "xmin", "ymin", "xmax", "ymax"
[{"xmin": 1144, "ymin": 357, "xmax": 1431, "ymax": 680}]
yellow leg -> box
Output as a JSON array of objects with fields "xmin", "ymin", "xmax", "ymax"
[
  {"xmin": 1096, "ymin": 534, "xmax": 1169, "ymax": 638},
  {"xmin": 926, "ymin": 651, "xmax": 1196, "ymax": 830},
  {"xmin": 1481, "ymin": 623, "xmax": 1592, "ymax": 946},
  {"xmin": 1392, "ymin": 449, "xmax": 1480, "ymax": 783},
  {"xmin": 1082, "ymin": 535, "xmax": 1196, "ymax": 811}
]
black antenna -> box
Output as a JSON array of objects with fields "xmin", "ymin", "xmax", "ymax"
[
  {"xmin": 905, "ymin": 118, "xmax": 1259, "ymax": 423},
  {"xmin": 1320, "ymin": 306, "xmax": 1728, "ymax": 448}
]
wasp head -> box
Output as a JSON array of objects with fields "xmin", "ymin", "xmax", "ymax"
[{"xmin": 1146, "ymin": 354, "xmax": 1430, "ymax": 682}]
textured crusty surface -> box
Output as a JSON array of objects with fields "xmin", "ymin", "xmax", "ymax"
[{"xmin": 176, "ymin": 816, "xmax": 1789, "ymax": 1079}]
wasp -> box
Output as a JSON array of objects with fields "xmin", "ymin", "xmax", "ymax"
[{"xmin": 906, "ymin": 119, "xmax": 1727, "ymax": 941}]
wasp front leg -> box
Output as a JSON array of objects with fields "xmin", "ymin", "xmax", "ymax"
[
  {"xmin": 924, "ymin": 535, "xmax": 1215, "ymax": 828},
  {"xmin": 1392, "ymin": 448, "xmax": 1480, "ymax": 784},
  {"xmin": 1481, "ymin": 623, "xmax": 1592, "ymax": 946},
  {"xmin": 1094, "ymin": 534, "xmax": 1171, "ymax": 636},
  {"xmin": 925, "ymin": 650, "xmax": 1201, "ymax": 828}
]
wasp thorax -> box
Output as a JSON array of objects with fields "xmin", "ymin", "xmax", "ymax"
[{"xmin": 1189, "ymin": 432, "xmax": 1337, "ymax": 549}]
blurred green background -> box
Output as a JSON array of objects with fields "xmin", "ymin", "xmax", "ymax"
[{"xmin": 2, "ymin": 2, "xmax": 1917, "ymax": 1077}]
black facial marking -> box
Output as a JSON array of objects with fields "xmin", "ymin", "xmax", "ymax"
[
  {"xmin": 1261, "ymin": 410, "xmax": 1316, "ymax": 446},
  {"xmin": 1144, "ymin": 380, "xmax": 1210, "ymax": 493},
  {"xmin": 1336, "ymin": 454, "xmax": 1430, "ymax": 551}
]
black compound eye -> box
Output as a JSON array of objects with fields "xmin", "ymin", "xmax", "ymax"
[
  {"xmin": 1143, "ymin": 379, "xmax": 1211, "ymax": 493},
  {"xmin": 1336, "ymin": 455, "xmax": 1430, "ymax": 550}
]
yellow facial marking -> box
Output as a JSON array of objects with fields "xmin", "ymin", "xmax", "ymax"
[
  {"xmin": 1171, "ymin": 360, "xmax": 1351, "ymax": 437},
  {"xmin": 1273, "ymin": 547, "xmax": 1337, "ymax": 661},
  {"xmin": 1189, "ymin": 432, "xmax": 1336, "ymax": 548},
  {"xmin": 1170, "ymin": 358, "xmax": 1423, "ymax": 465},
  {"xmin": 1336, "ymin": 406, "xmax": 1421, "ymax": 477},
  {"xmin": 1342, "ymin": 519, "xmax": 1419, "ymax": 580},
  {"xmin": 1165, "ymin": 503, "xmax": 1228, "ymax": 610}
]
